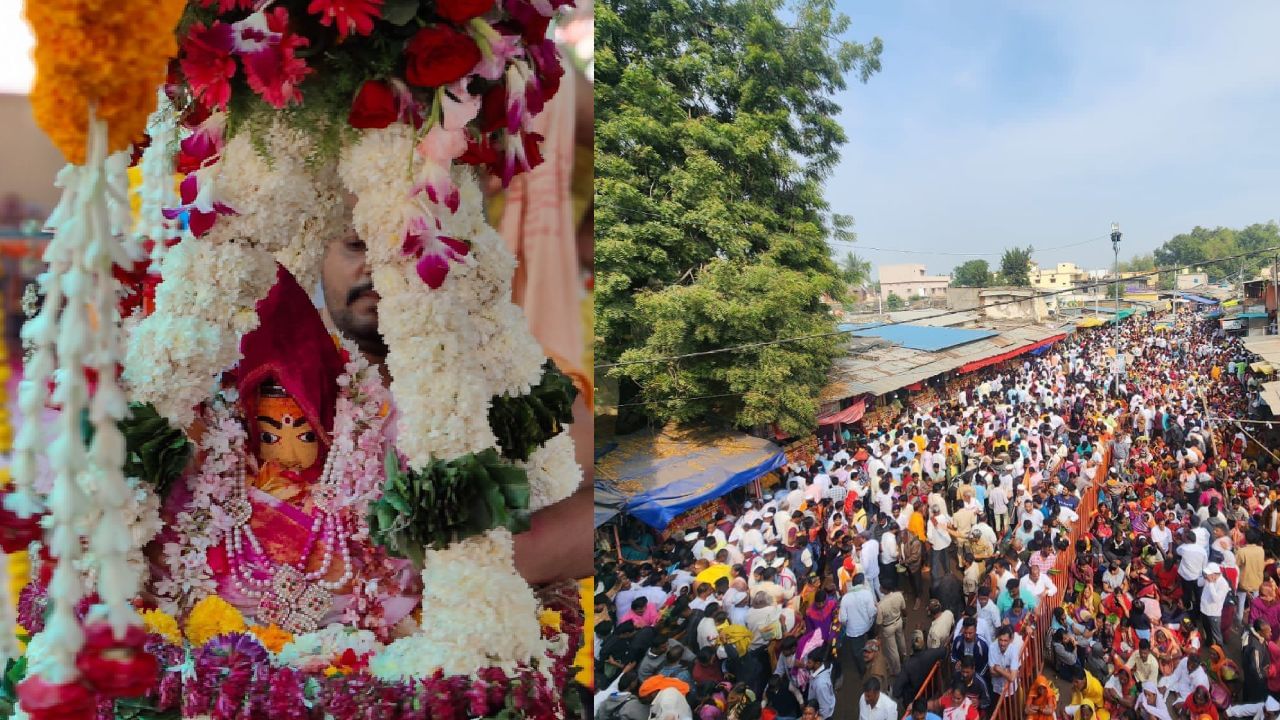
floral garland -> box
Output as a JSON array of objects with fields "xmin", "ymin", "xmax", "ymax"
[{"xmin": 25, "ymin": 0, "xmax": 184, "ymax": 165}]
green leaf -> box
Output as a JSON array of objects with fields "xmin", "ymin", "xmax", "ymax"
[
  {"xmin": 488, "ymin": 361, "xmax": 577, "ymax": 462},
  {"xmin": 381, "ymin": 0, "xmax": 420, "ymax": 25}
]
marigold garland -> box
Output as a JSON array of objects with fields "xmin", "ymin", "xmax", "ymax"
[
  {"xmin": 184, "ymin": 595, "xmax": 247, "ymax": 647},
  {"xmin": 25, "ymin": 0, "xmax": 185, "ymax": 164}
]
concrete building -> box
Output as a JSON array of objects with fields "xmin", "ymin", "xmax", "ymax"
[
  {"xmin": 878, "ymin": 263, "xmax": 950, "ymax": 301},
  {"xmin": 947, "ymin": 286, "xmax": 1055, "ymax": 322},
  {"xmin": 1030, "ymin": 262, "xmax": 1090, "ymax": 290},
  {"xmin": 1176, "ymin": 271, "xmax": 1209, "ymax": 290}
]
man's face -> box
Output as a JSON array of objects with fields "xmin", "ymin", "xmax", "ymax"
[
  {"xmin": 864, "ymin": 689, "xmax": 880, "ymax": 706},
  {"xmin": 964, "ymin": 626, "xmax": 976, "ymax": 642},
  {"xmin": 321, "ymin": 226, "xmax": 387, "ymax": 357},
  {"xmin": 998, "ymin": 635, "xmax": 1012, "ymax": 652}
]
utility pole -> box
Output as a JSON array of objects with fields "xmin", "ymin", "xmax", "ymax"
[
  {"xmin": 1111, "ymin": 221, "xmax": 1122, "ymax": 331},
  {"xmin": 1272, "ymin": 254, "xmax": 1278, "ymax": 335}
]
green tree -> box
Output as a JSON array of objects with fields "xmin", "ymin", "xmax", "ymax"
[
  {"xmin": 999, "ymin": 246, "xmax": 1034, "ymax": 286},
  {"xmin": 839, "ymin": 250, "xmax": 871, "ymax": 288},
  {"xmin": 885, "ymin": 292, "xmax": 906, "ymax": 310},
  {"xmin": 596, "ymin": 0, "xmax": 882, "ymax": 434},
  {"xmin": 1153, "ymin": 223, "xmax": 1280, "ymax": 283},
  {"xmin": 951, "ymin": 259, "xmax": 992, "ymax": 288}
]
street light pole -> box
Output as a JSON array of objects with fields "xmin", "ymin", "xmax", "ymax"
[{"xmin": 1111, "ymin": 222, "xmax": 1122, "ymax": 327}]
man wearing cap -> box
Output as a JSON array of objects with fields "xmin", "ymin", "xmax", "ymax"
[
  {"xmin": 1225, "ymin": 696, "xmax": 1280, "ymax": 720},
  {"xmin": 1200, "ymin": 562, "xmax": 1230, "ymax": 647}
]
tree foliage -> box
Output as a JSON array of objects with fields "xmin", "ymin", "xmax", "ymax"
[
  {"xmin": 1152, "ymin": 223, "xmax": 1280, "ymax": 283},
  {"xmin": 885, "ymin": 292, "xmax": 906, "ymax": 310},
  {"xmin": 596, "ymin": 0, "xmax": 882, "ymax": 434},
  {"xmin": 951, "ymin": 259, "xmax": 992, "ymax": 288},
  {"xmin": 999, "ymin": 246, "xmax": 1034, "ymax": 286},
  {"xmin": 839, "ymin": 250, "xmax": 871, "ymax": 288}
]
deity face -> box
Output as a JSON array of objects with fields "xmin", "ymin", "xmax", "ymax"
[{"xmin": 256, "ymin": 395, "xmax": 320, "ymax": 471}]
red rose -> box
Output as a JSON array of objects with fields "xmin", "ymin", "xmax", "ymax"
[
  {"xmin": 404, "ymin": 25, "xmax": 482, "ymax": 88},
  {"xmin": 436, "ymin": 0, "xmax": 494, "ymax": 23},
  {"xmin": 77, "ymin": 620, "xmax": 159, "ymax": 698},
  {"xmin": 348, "ymin": 80, "xmax": 400, "ymax": 129}
]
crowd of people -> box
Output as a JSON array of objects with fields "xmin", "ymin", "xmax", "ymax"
[{"xmin": 594, "ymin": 307, "xmax": 1280, "ymax": 720}]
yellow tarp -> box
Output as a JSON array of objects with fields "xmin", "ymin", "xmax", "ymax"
[
  {"xmin": 1077, "ymin": 317, "xmax": 1106, "ymax": 328},
  {"xmin": 1251, "ymin": 362, "xmax": 1275, "ymax": 375}
]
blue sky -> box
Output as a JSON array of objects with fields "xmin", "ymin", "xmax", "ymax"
[{"xmin": 823, "ymin": 1, "xmax": 1280, "ymax": 278}]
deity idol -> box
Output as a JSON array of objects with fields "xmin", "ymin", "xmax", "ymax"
[{"xmin": 151, "ymin": 266, "xmax": 418, "ymax": 635}]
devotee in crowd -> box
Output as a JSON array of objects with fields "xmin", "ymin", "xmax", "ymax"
[{"xmin": 593, "ymin": 307, "xmax": 1280, "ymax": 720}]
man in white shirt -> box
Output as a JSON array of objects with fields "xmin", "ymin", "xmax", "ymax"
[
  {"xmin": 1167, "ymin": 653, "xmax": 1210, "ymax": 704},
  {"xmin": 1176, "ymin": 533, "xmax": 1208, "ymax": 611},
  {"xmin": 1200, "ymin": 563, "xmax": 1230, "ymax": 647},
  {"xmin": 857, "ymin": 533, "xmax": 882, "ymax": 597},
  {"xmin": 858, "ymin": 677, "xmax": 898, "ymax": 720},
  {"xmin": 927, "ymin": 511, "xmax": 953, "ymax": 579},
  {"xmin": 1019, "ymin": 564, "xmax": 1058, "ymax": 603},
  {"xmin": 1225, "ymin": 696, "xmax": 1280, "ymax": 720},
  {"xmin": 989, "ymin": 626, "xmax": 1021, "ymax": 697},
  {"xmin": 1149, "ymin": 515, "xmax": 1173, "ymax": 555},
  {"xmin": 805, "ymin": 650, "xmax": 836, "ymax": 720}
]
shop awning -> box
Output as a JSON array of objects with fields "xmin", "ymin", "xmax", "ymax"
[
  {"xmin": 1076, "ymin": 317, "xmax": 1106, "ymax": 328},
  {"xmin": 816, "ymin": 399, "xmax": 866, "ymax": 426},
  {"xmin": 594, "ymin": 428, "xmax": 787, "ymax": 530},
  {"xmin": 1237, "ymin": 312, "xmax": 1270, "ymax": 320},
  {"xmin": 1179, "ymin": 292, "xmax": 1219, "ymax": 305},
  {"xmin": 1262, "ymin": 381, "xmax": 1280, "ymax": 412},
  {"xmin": 957, "ymin": 333, "xmax": 1067, "ymax": 374}
]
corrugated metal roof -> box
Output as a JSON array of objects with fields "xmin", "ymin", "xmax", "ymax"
[
  {"xmin": 835, "ymin": 323, "xmax": 998, "ymax": 352},
  {"xmin": 821, "ymin": 324, "xmax": 1065, "ymax": 401}
]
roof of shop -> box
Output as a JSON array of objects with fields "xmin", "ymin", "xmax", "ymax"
[
  {"xmin": 822, "ymin": 323, "xmax": 1066, "ymax": 401},
  {"xmin": 594, "ymin": 428, "xmax": 786, "ymax": 529},
  {"xmin": 835, "ymin": 323, "xmax": 998, "ymax": 352}
]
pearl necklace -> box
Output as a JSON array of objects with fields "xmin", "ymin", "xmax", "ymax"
[{"xmin": 222, "ymin": 445, "xmax": 354, "ymax": 634}]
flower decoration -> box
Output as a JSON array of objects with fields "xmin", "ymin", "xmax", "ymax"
[
  {"xmin": 307, "ymin": 0, "xmax": 384, "ymax": 40},
  {"xmin": 139, "ymin": 608, "xmax": 183, "ymax": 646},
  {"xmin": 75, "ymin": 613, "xmax": 161, "ymax": 698},
  {"xmin": 184, "ymin": 595, "xmax": 247, "ymax": 647},
  {"xmin": 248, "ymin": 623, "xmax": 294, "ymax": 654}
]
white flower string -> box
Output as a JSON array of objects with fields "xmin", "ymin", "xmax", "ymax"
[
  {"xmin": 136, "ymin": 89, "xmax": 183, "ymax": 267},
  {"xmin": 31, "ymin": 111, "xmax": 125, "ymax": 685}
]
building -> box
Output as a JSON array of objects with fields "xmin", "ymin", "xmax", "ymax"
[
  {"xmin": 1176, "ymin": 271, "xmax": 1209, "ymax": 290},
  {"xmin": 878, "ymin": 263, "xmax": 950, "ymax": 301},
  {"xmin": 1030, "ymin": 262, "xmax": 1091, "ymax": 290},
  {"xmin": 946, "ymin": 286, "xmax": 1056, "ymax": 322}
]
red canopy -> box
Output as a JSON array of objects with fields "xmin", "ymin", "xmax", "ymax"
[
  {"xmin": 957, "ymin": 333, "xmax": 1066, "ymax": 374},
  {"xmin": 817, "ymin": 399, "xmax": 866, "ymax": 426}
]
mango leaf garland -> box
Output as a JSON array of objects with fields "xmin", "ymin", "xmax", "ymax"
[
  {"xmin": 119, "ymin": 402, "xmax": 193, "ymax": 496},
  {"xmin": 487, "ymin": 361, "xmax": 577, "ymax": 462},
  {"xmin": 368, "ymin": 448, "xmax": 531, "ymax": 566}
]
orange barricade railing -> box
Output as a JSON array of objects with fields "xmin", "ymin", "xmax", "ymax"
[{"xmin": 900, "ymin": 441, "xmax": 1108, "ymax": 720}]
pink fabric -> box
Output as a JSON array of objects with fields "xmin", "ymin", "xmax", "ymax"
[{"xmin": 497, "ymin": 46, "xmax": 584, "ymax": 377}]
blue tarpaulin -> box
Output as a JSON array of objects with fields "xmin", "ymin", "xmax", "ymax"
[
  {"xmin": 594, "ymin": 429, "xmax": 787, "ymax": 530},
  {"xmin": 836, "ymin": 323, "xmax": 997, "ymax": 352},
  {"xmin": 1179, "ymin": 292, "xmax": 1219, "ymax": 305},
  {"xmin": 1237, "ymin": 312, "xmax": 1270, "ymax": 320}
]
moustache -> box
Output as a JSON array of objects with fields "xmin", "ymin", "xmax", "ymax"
[{"xmin": 347, "ymin": 282, "xmax": 377, "ymax": 306}]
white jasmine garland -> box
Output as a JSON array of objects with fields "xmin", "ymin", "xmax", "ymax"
[
  {"xmin": 123, "ymin": 240, "xmax": 277, "ymax": 429},
  {"xmin": 153, "ymin": 395, "xmax": 244, "ymax": 614},
  {"xmin": 274, "ymin": 624, "xmax": 382, "ymax": 668},
  {"xmin": 135, "ymin": 89, "xmax": 182, "ymax": 267},
  {"xmin": 518, "ymin": 431, "xmax": 581, "ymax": 512},
  {"xmin": 371, "ymin": 529, "xmax": 546, "ymax": 679}
]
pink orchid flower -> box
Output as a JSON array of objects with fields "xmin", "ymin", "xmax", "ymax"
[
  {"xmin": 441, "ymin": 80, "xmax": 482, "ymax": 131},
  {"xmin": 163, "ymin": 169, "xmax": 236, "ymax": 237},
  {"xmin": 401, "ymin": 215, "xmax": 470, "ymax": 289},
  {"xmin": 179, "ymin": 112, "xmax": 227, "ymax": 169},
  {"xmin": 413, "ymin": 125, "xmax": 468, "ymax": 213}
]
